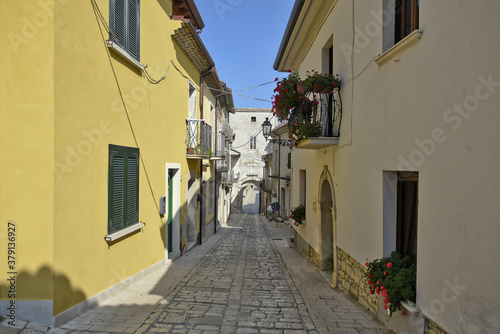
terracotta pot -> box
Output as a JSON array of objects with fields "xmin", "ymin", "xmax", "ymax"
[
  {"xmin": 313, "ymin": 81, "xmax": 327, "ymax": 92},
  {"xmin": 295, "ymin": 82, "xmax": 305, "ymax": 95}
]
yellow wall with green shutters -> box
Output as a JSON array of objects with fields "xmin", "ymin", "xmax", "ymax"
[{"xmin": 0, "ymin": 0, "xmax": 217, "ymax": 324}]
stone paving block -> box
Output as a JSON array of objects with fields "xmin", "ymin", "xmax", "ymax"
[
  {"xmin": 236, "ymin": 327, "xmax": 259, "ymax": 334},
  {"xmin": 25, "ymin": 323, "xmax": 49, "ymax": 333},
  {"xmin": 2, "ymin": 320, "xmax": 27, "ymax": 330},
  {"xmin": 46, "ymin": 328, "xmax": 67, "ymax": 334},
  {"xmin": 12, "ymin": 214, "xmax": 392, "ymax": 334}
]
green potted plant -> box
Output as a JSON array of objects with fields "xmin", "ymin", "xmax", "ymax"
[
  {"xmin": 272, "ymin": 72, "xmax": 303, "ymax": 121},
  {"xmin": 290, "ymin": 205, "xmax": 306, "ymax": 226},
  {"xmin": 304, "ymin": 70, "xmax": 341, "ymax": 94},
  {"xmin": 365, "ymin": 252, "xmax": 416, "ymax": 315},
  {"xmin": 288, "ymin": 121, "xmax": 322, "ymax": 147}
]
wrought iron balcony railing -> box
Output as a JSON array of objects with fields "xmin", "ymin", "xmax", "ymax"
[
  {"xmin": 288, "ymin": 89, "xmax": 342, "ymax": 149},
  {"xmin": 186, "ymin": 119, "xmax": 212, "ymax": 158},
  {"xmin": 216, "ymin": 153, "xmax": 229, "ymax": 172}
]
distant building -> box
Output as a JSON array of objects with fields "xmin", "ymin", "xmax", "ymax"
[{"xmin": 230, "ymin": 109, "xmax": 276, "ymax": 214}]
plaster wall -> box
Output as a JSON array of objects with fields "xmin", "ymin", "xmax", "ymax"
[
  {"xmin": 0, "ymin": 0, "xmax": 219, "ymax": 323},
  {"xmin": 286, "ymin": 1, "xmax": 500, "ymax": 332}
]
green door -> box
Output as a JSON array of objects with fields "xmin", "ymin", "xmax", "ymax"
[{"xmin": 168, "ymin": 170, "xmax": 174, "ymax": 253}]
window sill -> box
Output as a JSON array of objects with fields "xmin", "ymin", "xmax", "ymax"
[
  {"xmin": 105, "ymin": 222, "xmax": 144, "ymax": 242},
  {"xmin": 376, "ymin": 30, "xmax": 423, "ymax": 66},
  {"xmin": 401, "ymin": 300, "xmax": 419, "ymax": 316},
  {"xmin": 107, "ymin": 40, "xmax": 145, "ymax": 71}
]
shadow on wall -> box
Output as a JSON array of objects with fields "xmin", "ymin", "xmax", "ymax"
[
  {"xmin": 0, "ymin": 265, "xmax": 88, "ymax": 324},
  {"xmin": 232, "ymin": 183, "xmax": 260, "ymax": 214}
]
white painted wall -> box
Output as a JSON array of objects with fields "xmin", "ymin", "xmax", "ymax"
[{"xmin": 230, "ymin": 109, "xmax": 276, "ymax": 212}]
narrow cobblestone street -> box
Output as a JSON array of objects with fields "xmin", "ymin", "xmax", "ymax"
[{"xmin": 1, "ymin": 214, "xmax": 392, "ymax": 334}]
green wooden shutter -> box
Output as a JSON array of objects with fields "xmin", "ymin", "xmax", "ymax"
[
  {"xmin": 110, "ymin": 0, "xmax": 140, "ymax": 61},
  {"xmin": 109, "ymin": 149, "xmax": 125, "ymax": 233},
  {"xmin": 127, "ymin": 0, "xmax": 140, "ymax": 61},
  {"xmin": 125, "ymin": 153, "xmax": 139, "ymax": 226},
  {"xmin": 110, "ymin": 0, "xmax": 126, "ymax": 48},
  {"xmin": 108, "ymin": 145, "xmax": 140, "ymax": 234}
]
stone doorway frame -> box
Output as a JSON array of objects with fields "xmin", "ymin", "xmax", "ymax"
[{"xmin": 318, "ymin": 166, "xmax": 338, "ymax": 287}]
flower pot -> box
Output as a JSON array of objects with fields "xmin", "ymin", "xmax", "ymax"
[
  {"xmin": 313, "ymin": 81, "xmax": 327, "ymax": 93},
  {"xmin": 295, "ymin": 82, "xmax": 305, "ymax": 95}
]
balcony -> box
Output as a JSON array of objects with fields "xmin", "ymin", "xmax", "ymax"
[
  {"xmin": 216, "ymin": 153, "xmax": 229, "ymax": 172},
  {"xmin": 288, "ymin": 89, "xmax": 342, "ymax": 149},
  {"xmin": 221, "ymin": 171, "xmax": 234, "ymax": 185},
  {"xmin": 186, "ymin": 119, "xmax": 212, "ymax": 159}
]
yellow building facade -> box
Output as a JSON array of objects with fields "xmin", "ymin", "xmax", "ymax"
[{"xmin": 0, "ymin": 0, "xmax": 232, "ymax": 326}]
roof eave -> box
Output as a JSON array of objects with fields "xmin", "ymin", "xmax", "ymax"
[{"xmin": 273, "ymin": 0, "xmax": 305, "ymax": 72}]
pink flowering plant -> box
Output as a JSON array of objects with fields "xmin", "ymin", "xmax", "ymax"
[
  {"xmin": 365, "ymin": 252, "xmax": 416, "ymax": 315},
  {"xmin": 289, "ymin": 205, "xmax": 306, "ymax": 226}
]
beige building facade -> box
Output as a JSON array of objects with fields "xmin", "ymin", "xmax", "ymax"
[{"xmin": 275, "ymin": 1, "xmax": 500, "ymax": 333}]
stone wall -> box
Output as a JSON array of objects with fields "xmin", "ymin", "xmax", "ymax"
[
  {"xmin": 337, "ymin": 248, "xmax": 378, "ymax": 314},
  {"xmin": 427, "ymin": 319, "xmax": 448, "ymax": 334},
  {"xmin": 309, "ymin": 246, "xmax": 321, "ymax": 269},
  {"xmin": 293, "ymin": 229, "xmax": 321, "ymax": 269}
]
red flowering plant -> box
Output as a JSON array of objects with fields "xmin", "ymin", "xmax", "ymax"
[
  {"xmin": 289, "ymin": 205, "xmax": 306, "ymax": 226},
  {"xmin": 287, "ymin": 98, "xmax": 320, "ymax": 147},
  {"xmin": 303, "ymin": 70, "xmax": 341, "ymax": 94},
  {"xmin": 365, "ymin": 252, "xmax": 416, "ymax": 315},
  {"xmin": 272, "ymin": 72, "xmax": 303, "ymax": 121},
  {"xmin": 288, "ymin": 120, "xmax": 322, "ymax": 147}
]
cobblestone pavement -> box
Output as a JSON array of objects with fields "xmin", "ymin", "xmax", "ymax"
[{"xmin": 1, "ymin": 214, "xmax": 392, "ymax": 334}]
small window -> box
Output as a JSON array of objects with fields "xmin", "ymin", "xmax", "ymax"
[
  {"xmin": 383, "ymin": 171, "xmax": 418, "ymax": 258},
  {"xmin": 251, "ymin": 117, "xmax": 256, "ymax": 122},
  {"xmin": 395, "ymin": 0, "xmax": 419, "ymax": 44},
  {"xmin": 110, "ymin": 0, "xmax": 140, "ymax": 61},
  {"xmin": 396, "ymin": 171, "xmax": 418, "ymax": 257},
  {"xmin": 249, "ymin": 136, "xmax": 257, "ymax": 150},
  {"xmin": 299, "ymin": 170, "xmax": 306, "ymax": 206},
  {"xmin": 108, "ymin": 144, "xmax": 139, "ymax": 234}
]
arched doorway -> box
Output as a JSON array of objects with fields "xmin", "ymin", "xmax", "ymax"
[{"xmin": 320, "ymin": 180, "xmax": 333, "ymax": 271}]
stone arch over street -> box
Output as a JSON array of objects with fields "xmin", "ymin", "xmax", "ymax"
[{"xmin": 236, "ymin": 180, "xmax": 261, "ymax": 214}]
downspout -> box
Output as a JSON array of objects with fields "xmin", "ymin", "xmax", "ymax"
[
  {"xmin": 277, "ymin": 132, "xmax": 281, "ymax": 217},
  {"xmin": 198, "ymin": 67, "xmax": 215, "ymax": 245},
  {"xmin": 214, "ymin": 99, "xmax": 219, "ymax": 236}
]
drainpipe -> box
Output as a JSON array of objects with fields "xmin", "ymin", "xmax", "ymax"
[
  {"xmin": 277, "ymin": 132, "xmax": 281, "ymax": 217},
  {"xmin": 213, "ymin": 99, "xmax": 220, "ymax": 236},
  {"xmin": 198, "ymin": 67, "xmax": 215, "ymax": 245}
]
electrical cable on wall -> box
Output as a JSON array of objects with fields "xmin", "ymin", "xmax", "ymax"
[{"xmin": 91, "ymin": 0, "xmax": 162, "ymax": 218}]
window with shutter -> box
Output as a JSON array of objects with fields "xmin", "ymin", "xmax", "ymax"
[
  {"xmin": 110, "ymin": 0, "xmax": 140, "ymax": 61},
  {"xmin": 108, "ymin": 144, "xmax": 139, "ymax": 234}
]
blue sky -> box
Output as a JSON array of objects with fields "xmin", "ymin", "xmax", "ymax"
[{"xmin": 195, "ymin": 1, "xmax": 295, "ymax": 109}]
